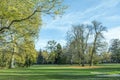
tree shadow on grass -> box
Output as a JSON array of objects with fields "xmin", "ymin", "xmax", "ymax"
[
  {"xmin": 0, "ymin": 75, "xmax": 120, "ymax": 80},
  {"xmin": 45, "ymin": 74, "xmax": 120, "ymax": 79}
]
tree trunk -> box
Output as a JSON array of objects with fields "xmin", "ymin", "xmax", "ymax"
[
  {"xmin": 11, "ymin": 54, "xmax": 15, "ymax": 68},
  {"xmin": 9, "ymin": 34, "xmax": 16, "ymax": 68},
  {"xmin": 78, "ymin": 53, "xmax": 81, "ymax": 65},
  {"xmin": 70, "ymin": 54, "xmax": 73, "ymax": 65},
  {"xmin": 89, "ymin": 53, "xmax": 93, "ymax": 66},
  {"xmin": 89, "ymin": 33, "xmax": 97, "ymax": 66},
  {"xmin": 81, "ymin": 56, "xmax": 85, "ymax": 67},
  {"xmin": 70, "ymin": 59, "xmax": 73, "ymax": 65},
  {"xmin": 9, "ymin": 53, "xmax": 15, "ymax": 68}
]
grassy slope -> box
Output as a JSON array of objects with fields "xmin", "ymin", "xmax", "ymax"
[{"xmin": 0, "ymin": 64, "xmax": 120, "ymax": 80}]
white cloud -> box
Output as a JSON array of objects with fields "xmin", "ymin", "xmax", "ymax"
[
  {"xmin": 48, "ymin": 0, "xmax": 119, "ymax": 32},
  {"xmin": 58, "ymin": 39, "xmax": 67, "ymax": 47},
  {"xmin": 42, "ymin": 0, "xmax": 120, "ymax": 31},
  {"xmin": 104, "ymin": 15, "xmax": 120, "ymax": 22},
  {"xmin": 35, "ymin": 26, "xmax": 120, "ymax": 51},
  {"xmin": 104, "ymin": 26, "xmax": 120, "ymax": 43},
  {"xmin": 35, "ymin": 38, "xmax": 67, "ymax": 51},
  {"xmin": 35, "ymin": 0, "xmax": 120, "ymax": 50},
  {"xmin": 35, "ymin": 39, "xmax": 47, "ymax": 50}
]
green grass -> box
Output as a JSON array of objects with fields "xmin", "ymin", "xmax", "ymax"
[{"xmin": 0, "ymin": 64, "xmax": 120, "ymax": 80}]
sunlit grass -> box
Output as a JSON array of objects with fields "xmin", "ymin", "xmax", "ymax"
[{"xmin": 0, "ymin": 64, "xmax": 120, "ymax": 80}]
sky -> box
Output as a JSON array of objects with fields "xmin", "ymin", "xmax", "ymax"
[{"xmin": 35, "ymin": 0, "xmax": 120, "ymax": 51}]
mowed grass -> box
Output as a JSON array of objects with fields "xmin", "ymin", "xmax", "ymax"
[{"xmin": 0, "ymin": 64, "xmax": 120, "ymax": 80}]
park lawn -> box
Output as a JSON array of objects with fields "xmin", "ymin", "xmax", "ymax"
[{"xmin": 0, "ymin": 64, "xmax": 120, "ymax": 80}]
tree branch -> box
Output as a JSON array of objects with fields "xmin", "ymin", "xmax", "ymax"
[
  {"xmin": 0, "ymin": 10, "xmax": 38, "ymax": 33},
  {"xmin": 0, "ymin": 0, "xmax": 56, "ymax": 33}
]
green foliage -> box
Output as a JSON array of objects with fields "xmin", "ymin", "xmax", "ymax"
[
  {"xmin": 0, "ymin": 0, "xmax": 65, "ymax": 68},
  {"xmin": 42, "ymin": 50, "xmax": 49, "ymax": 63},
  {"xmin": 45, "ymin": 41, "xmax": 63, "ymax": 64},
  {"xmin": 37, "ymin": 49, "xmax": 43, "ymax": 64},
  {"xmin": 109, "ymin": 39, "xmax": 120, "ymax": 63},
  {"xmin": 0, "ymin": 0, "xmax": 40, "ymax": 68},
  {"xmin": 20, "ymin": 41, "xmax": 37, "ymax": 67},
  {"xmin": 0, "ymin": 51, "xmax": 11, "ymax": 67},
  {"xmin": 46, "ymin": 40, "xmax": 57, "ymax": 64},
  {"xmin": 0, "ymin": 0, "xmax": 66, "ymax": 33},
  {"xmin": 100, "ymin": 52, "xmax": 111, "ymax": 63},
  {"xmin": 48, "ymin": 52, "xmax": 56, "ymax": 64},
  {"xmin": 55, "ymin": 43, "xmax": 62, "ymax": 64}
]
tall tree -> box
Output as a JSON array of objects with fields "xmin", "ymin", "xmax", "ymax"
[
  {"xmin": 66, "ymin": 21, "xmax": 106, "ymax": 66},
  {"xmin": 0, "ymin": 0, "xmax": 66, "ymax": 68},
  {"xmin": 89, "ymin": 21, "xmax": 107, "ymax": 66},
  {"xmin": 66, "ymin": 31, "xmax": 76, "ymax": 65},
  {"xmin": 66, "ymin": 24, "xmax": 92, "ymax": 66}
]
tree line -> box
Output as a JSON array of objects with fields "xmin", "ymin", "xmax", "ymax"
[{"xmin": 37, "ymin": 21, "xmax": 120, "ymax": 66}]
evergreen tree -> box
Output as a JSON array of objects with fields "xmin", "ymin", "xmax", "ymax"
[
  {"xmin": 109, "ymin": 39, "xmax": 120, "ymax": 63},
  {"xmin": 55, "ymin": 43, "xmax": 62, "ymax": 64}
]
